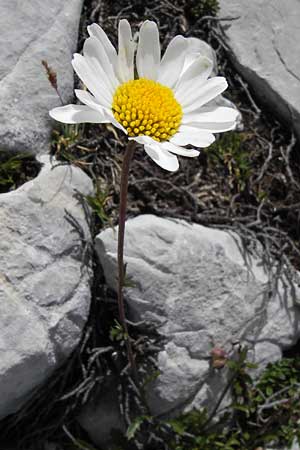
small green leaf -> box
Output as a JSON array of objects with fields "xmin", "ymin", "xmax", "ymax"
[
  {"xmin": 168, "ymin": 420, "xmax": 186, "ymax": 436},
  {"xmin": 126, "ymin": 416, "xmax": 150, "ymax": 440},
  {"xmin": 266, "ymin": 386, "xmax": 273, "ymax": 396}
]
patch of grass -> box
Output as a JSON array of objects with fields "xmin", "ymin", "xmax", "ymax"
[
  {"xmin": 205, "ymin": 131, "xmax": 251, "ymax": 192},
  {"xmin": 0, "ymin": 152, "xmax": 41, "ymax": 193},
  {"xmin": 51, "ymin": 123, "xmax": 85, "ymax": 162},
  {"xmin": 85, "ymin": 181, "xmax": 112, "ymax": 227}
]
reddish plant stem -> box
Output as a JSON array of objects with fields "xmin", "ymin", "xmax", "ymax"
[{"xmin": 117, "ymin": 140, "xmax": 138, "ymax": 384}]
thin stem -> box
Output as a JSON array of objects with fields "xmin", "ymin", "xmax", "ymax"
[
  {"xmin": 202, "ymin": 369, "xmax": 239, "ymax": 431},
  {"xmin": 117, "ymin": 140, "xmax": 138, "ymax": 384}
]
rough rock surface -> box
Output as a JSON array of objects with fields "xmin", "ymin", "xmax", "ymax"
[
  {"xmin": 89, "ymin": 215, "xmax": 300, "ymax": 434},
  {"xmin": 218, "ymin": 0, "xmax": 300, "ymax": 138},
  {"xmin": 0, "ymin": 0, "xmax": 83, "ymax": 154},
  {"xmin": 289, "ymin": 439, "xmax": 300, "ymax": 450},
  {"xmin": 0, "ymin": 156, "xmax": 93, "ymax": 418}
]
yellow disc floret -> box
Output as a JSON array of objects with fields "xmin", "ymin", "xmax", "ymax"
[{"xmin": 112, "ymin": 78, "xmax": 182, "ymax": 141}]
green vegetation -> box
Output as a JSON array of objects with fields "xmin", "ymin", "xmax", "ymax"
[
  {"xmin": 51, "ymin": 123, "xmax": 85, "ymax": 162},
  {"xmin": 85, "ymin": 182, "xmax": 112, "ymax": 226},
  {"xmin": 0, "ymin": 152, "xmax": 40, "ymax": 193},
  {"xmin": 169, "ymin": 355, "xmax": 299, "ymax": 450},
  {"xmin": 186, "ymin": 0, "xmax": 220, "ymax": 21},
  {"xmin": 109, "ymin": 320, "xmax": 126, "ymax": 342},
  {"xmin": 205, "ymin": 131, "xmax": 251, "ymax": 191},
  {"xmin": 109, "ymin": 349, "xmax": 300, "ymax": 450}
]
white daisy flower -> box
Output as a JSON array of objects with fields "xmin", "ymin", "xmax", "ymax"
[{"xmin": 50, "ymin": 20, "xmax": 239, "ymax": 172}]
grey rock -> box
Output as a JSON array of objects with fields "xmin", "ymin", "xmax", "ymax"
[
  {"xmin": 218, "ymin": 0, "xmax": 300, "ymax": 138},
  {"xmin": 94, "ymin": 215, "xmax": 300, "ymax": 419},
  {"xmin": 0, "ymin": 0, "xmax": 83, "ymax": 154},
  {"xmin": 289, "ymin": 439, "xmax": 300, "ymax": 450},
  {"xmin": 0, "ymin": 155, "xmax": 93, "ymax": 418},
  {"xmin": 266, "ymin": 438, "xmax": 300, "ymax": 450},
  {"xmin": 293, "ymin": 440, "xmax": 300, "ymax": 450},
  {"xmin": 291, "ymin": 439, "xmax": 300, "ymax": 450}
]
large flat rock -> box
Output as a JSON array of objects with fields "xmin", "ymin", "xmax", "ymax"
[
  {"xmin": 0, "ymin": 156, "xmax": 93, "ymax": 418},
  {"xmin": 0, "ymin": 0, "xmax": 83, "ymax": 154},
  {"xmin": 96, "ymin": 215, "xmax": 300, "ymax": 417},
  {"xmin": 218, "ymin": 0, "xmax": 300, "ymax": 138}
]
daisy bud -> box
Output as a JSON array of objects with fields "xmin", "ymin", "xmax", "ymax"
[{"xmin": 211, "ymin": 347, "xmax": 228, "ymax": 369}]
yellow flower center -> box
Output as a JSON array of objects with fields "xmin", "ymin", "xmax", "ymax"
[{"xmin": 112, "ymin": 78, "xmax": 182, "ymax": 141}]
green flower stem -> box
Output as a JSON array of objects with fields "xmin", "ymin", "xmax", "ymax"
[{"xmin": 117, "ymin": 139, "xmax": 138, "ymax": 383}]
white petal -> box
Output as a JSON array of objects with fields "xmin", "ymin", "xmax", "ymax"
[
  {"xmin": 182, "ymin": 37, "xmax": 216, "ymax": 74},
  {"xmin": 87, "ymin": 23, "xmax": 118, "ymax": 68},
  {"xmin": 83, "ymin": 37, "xmax": 119, "ymax": 92},
  {"xmin": 182, "ymin": 121, "xmax": 236, "ymax": 132},
  {"xmin": 136, "ymin": 21, "xmax": 160, "ymax": 80},
  {"xmin": 182, "ymin": 106, "xmax": 239, "ymax": 125},
  {"xmin": 157, "ymin": 35, "xmax": 187, "ymax": 88},
  {"xmin": 182, "ymin": 77, "xmax": 228, "ymax": 113},
  {"xmin": 75, "ymin": 89, "xmax": 100, "ymax": 109},
  {"xmin": 72, "ymin": 54, "xmax": 112, "ymax": 108},
  {"xmin": 105, "ymin": 110, "xmax": 128, "ymax": 134},
  {"xmin": 144, "ymin": 143, "xmax": 179, "ymax": 171},
  {"xmin": 170, "ymin": 129, "xmax": 215, "ymax": 147},
  {"xmin": 181, "ymin": 107, "xmax": 239, "ymax": 132},
  {"xmin": 175, "ymin": 56, "xmax": 213, "ymax": 105},
  {"xmin": 130, "ymin": 135, "xmax": 154, "ymax": 145},
  {"xmin": 130, "ymin": 135, "xmax": 179, "ymax": 170},
  {"xmin": 74, "ymin": 89, "xmax": 112, "ymax": 118},
  {"xmin": 49, "ymin": 105, "xmax": 109, "ymax": 124},
  {"xmin": 117, "ymin": 19, "xmax": 135, "ymax": 82},
  {"xmin": 160, "ymin": 141, "xmax": 200, "ymax": 157}
]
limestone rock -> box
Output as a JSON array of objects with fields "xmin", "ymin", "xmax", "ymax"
[
  {"xmin": 290, "ymin": 439, "xmax": 300, "ymax": 450},
  {"xmin": 0, "ymin": 0, "xmax": 83, "ymax": 154},
  {"xmin": 218, "ymin": 0, "xmax": 300, "ymax": 138},
  {"xmin": 0, "ymin": 155, "xmax": 93, "ymax": 418},
  {"xmin": 267, "ymin": 438, "xmax": 300, "ymax": 450},
  {"xmin": 96, "ymin": 215, "xmax": 300, "ymax": 417}
]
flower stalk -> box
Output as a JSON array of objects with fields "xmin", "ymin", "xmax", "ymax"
[{"xmin": 117, "ymin": 140, "xmax": 138, "ymax": 383}]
